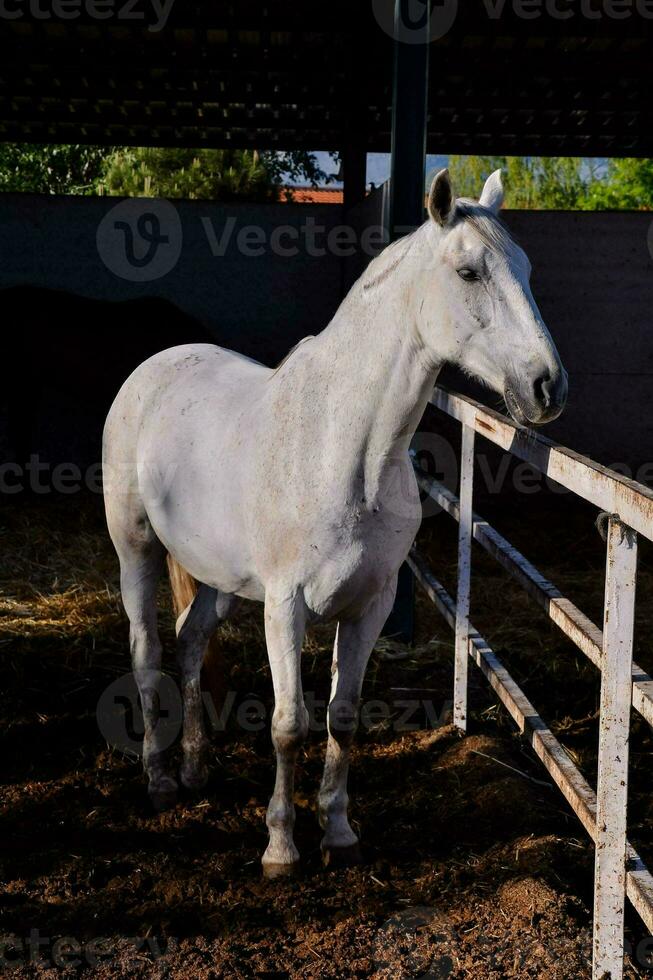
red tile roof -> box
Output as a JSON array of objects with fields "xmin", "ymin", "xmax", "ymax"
[{"xmin": 284, "ymin": 187, "xmax": 344, "ymax": 204}]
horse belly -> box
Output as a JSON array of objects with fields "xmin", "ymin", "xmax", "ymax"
[
  {"xmin": 148, "ymin": 493, "xmax": 265, "ymax": 600},
  {"xmin": 137, "ymin": 404, "xmax": 264, "ymax": 598}
]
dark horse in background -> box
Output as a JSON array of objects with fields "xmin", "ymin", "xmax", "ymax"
[
  {"xmin": 2, "ymin": 285, "xmax": 216, "ymax": 470},
  {"xmin": 1, "ymin": 284, "xmax": 226, "ymax": 703}
]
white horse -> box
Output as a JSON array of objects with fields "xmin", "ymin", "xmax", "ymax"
[{"xmin": 103, "ymin": 170, "xmax": 567, "ymax": 876}]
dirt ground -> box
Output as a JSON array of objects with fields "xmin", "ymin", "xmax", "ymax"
[{"xmin": 0, "ymin": 490, "xmax": 652, "ymax": 978}]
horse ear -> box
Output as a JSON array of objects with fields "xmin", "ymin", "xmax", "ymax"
[
  {"xmin": 479, "ymin": 169, "xmax": 504, "ymax": 214},
  {"xmin": 427, "ymin": 168, "xmax": 454, "ymax": 226}
]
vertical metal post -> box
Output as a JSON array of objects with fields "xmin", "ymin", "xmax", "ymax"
[
  {"xmin": 342, "ymin": 145, "xmax": 367, "ymax": 217},
  {"xmin": 389, "ymin": 0, "xmax": 430, "ymax": 238},
  {"xmin": 383, "ymin": 0, "xmax": 430, "ymax": 644},
  {"xmin": 453, "ymin": 424, "xmax": 475, "ymax": 731},
  {"xmin": 593, "ymin": 517, "xmax": 637, "ymax": 980},
  {"xmin": 342, "ymin": 14, "xmax": 367, "ymax": 222}
]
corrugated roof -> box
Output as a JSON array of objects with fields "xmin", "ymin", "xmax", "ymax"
[{"xmin": 1, "ymin": 9, "xmax": 652, "ymax": 156}]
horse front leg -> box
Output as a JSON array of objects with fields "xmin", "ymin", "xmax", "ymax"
[
  {"xmin": 318, "ymin": 578, "xmax": 397, "ymax": 866},
  {"xmin": 262, "ymin": 590, "xmax": 308, "ymax": 878}
]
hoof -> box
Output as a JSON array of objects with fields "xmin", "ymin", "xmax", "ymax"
[
  {"xmin": 149, "ymin": 777, "xmax": 178, "ymax": 813},
  {"xmin": 262, "ymin": 859, "xmax": 301, "ymax": 880},
  {"xmin": 321, "ymin": 842, "xmax": 363, "ymax": 869},
  {"xmin": 180, "ymin": 763, "xmax": 209, "ymax": 793}
]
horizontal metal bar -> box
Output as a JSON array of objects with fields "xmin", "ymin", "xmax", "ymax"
[
  {"xmin": 407, "ymin": 547, "xmax": 653, "ymax": 936},
  {"xmin": 430, "ymin": 386, "xmax": 653, "ymax": 544},
  {"xmin": 408, "ymin": 548, "xmax": 597, "ymax": 835},
  {"xmin": 413, "ymin": 463, "xmax": 653, "ymax": 729}
]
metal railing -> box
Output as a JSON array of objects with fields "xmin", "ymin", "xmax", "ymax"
[{"xmin": 409, "ymin": 386, "xmax": 653, "ymax": 980}]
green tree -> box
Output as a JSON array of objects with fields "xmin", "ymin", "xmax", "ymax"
[
  {"xmin": 97, "ymin": 147, "xmax": 335, "ymax": 201},
  {"xmin": 447, "ymin": 155, "xmax": 601, "ymax": 210},
  {"xmin": 584, "ymin": 158, "xmax": 653, "ymax": 210},
  {"xmin": 444, "ymin": 155, "xmax": 505, "ymax": 201},
  {"xmin": 0, "ymin": 143, "xmax": 109, "ymax": 194},
  {"xmin": 97, "ymin": 147, "xmax": 278, "ymax": 201},
  {"xmin": 260, "ymin": 150, "xmax": 336, "ymax": 191},
  {"xmin": 0, "ymin": 143, "xmax": 335, "ymax": 200}
]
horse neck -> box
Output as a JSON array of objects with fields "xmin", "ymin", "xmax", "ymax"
[{"xmin": 313, "ymin": 226, "xmax": 442, "ymax": 488}]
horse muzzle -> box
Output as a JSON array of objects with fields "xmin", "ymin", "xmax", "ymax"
[{"xmin": 504, "ymin": 368, "xmax": 568, "ymax": 426}]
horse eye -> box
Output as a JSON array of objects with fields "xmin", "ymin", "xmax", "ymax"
[{"xmin": 457, "ymin": 268, "xmax": 480, "ymax": 282}]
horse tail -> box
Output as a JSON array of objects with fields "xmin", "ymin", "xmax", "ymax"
[
  {"xmin": 166, "ymin": 555, "xmax": 227, "ymax": 716},
  {"xmin": 167, "ymin": 554, "xmax": 197, "ymax": 621}
]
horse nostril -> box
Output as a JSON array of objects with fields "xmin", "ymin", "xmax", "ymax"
[
  {"xmin": 533, "ymin": 370, "xmax": 567, "ymax": 416},
  {"xmin": 534, "ymin": 373, "xmax": 552, "ymax": 408}
]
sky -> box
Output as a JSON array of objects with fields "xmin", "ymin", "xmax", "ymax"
[
  {"xmin": 301, "ymin": 152, "xmax": 608, "ymax": 189},
  {"xmin": 297, "ymin": 151, "xmax": 449, "ymax": 188}
]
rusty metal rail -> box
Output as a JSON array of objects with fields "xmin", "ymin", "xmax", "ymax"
[
  {"xmin": 412, "ymin": 462, "xmax": 653, "ymax": 729},
  {"xmin": 431, "ymin": 386, "xmax": 653, "ymax": 544},
  {"xmin": 412, "ymin": 386, "xmax": 653, "ymax": 980}
]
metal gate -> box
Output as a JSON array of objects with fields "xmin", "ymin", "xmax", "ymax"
[{"xmin": 409, "ymin": 386, "xmax": 653, "ymax": 980}]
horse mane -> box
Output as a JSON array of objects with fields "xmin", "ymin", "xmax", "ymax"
[
  {"xmin": 269, "ymin": 334, "xmax": 315, "ymax": 378},
  {"xmin": 453, "ymin": 199, "xmax": 517, "ymax": 255},
  {"xmin": 360, "ymin": 231, "xmax": 417, "ymax": 293}
]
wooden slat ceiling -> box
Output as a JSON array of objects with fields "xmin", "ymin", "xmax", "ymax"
[{"xmin": 0, "ymin": 2, "xmax": 651, "ymax": 155}]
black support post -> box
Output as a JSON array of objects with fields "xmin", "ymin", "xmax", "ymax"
[
  {"xmin": 342, "ymin": 144, "xmax": 367, "ymax": 216},
  {"xmin": 341, "ymin": 14, "xmax": 368, "ymax": 281},
  {"xmin": 383, "ymin": 0, "xmax": 430, "ymax": 644},
  {"xmin": 389, "ymin": 0, "xmax": 430, "ymax": 237}
]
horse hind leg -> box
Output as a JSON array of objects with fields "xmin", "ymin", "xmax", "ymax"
[
  {"xmin": 175, "ymin": 585, "xmax": 238, "ymax": 792},
  {"xmin": 115, "ymin": 525, "xmax": 178, "ymax": 812}
]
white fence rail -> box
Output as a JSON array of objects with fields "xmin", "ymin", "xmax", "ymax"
[{"xmin": 410, "ymin": 386, "xmax": 653, "ymax": 980}]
